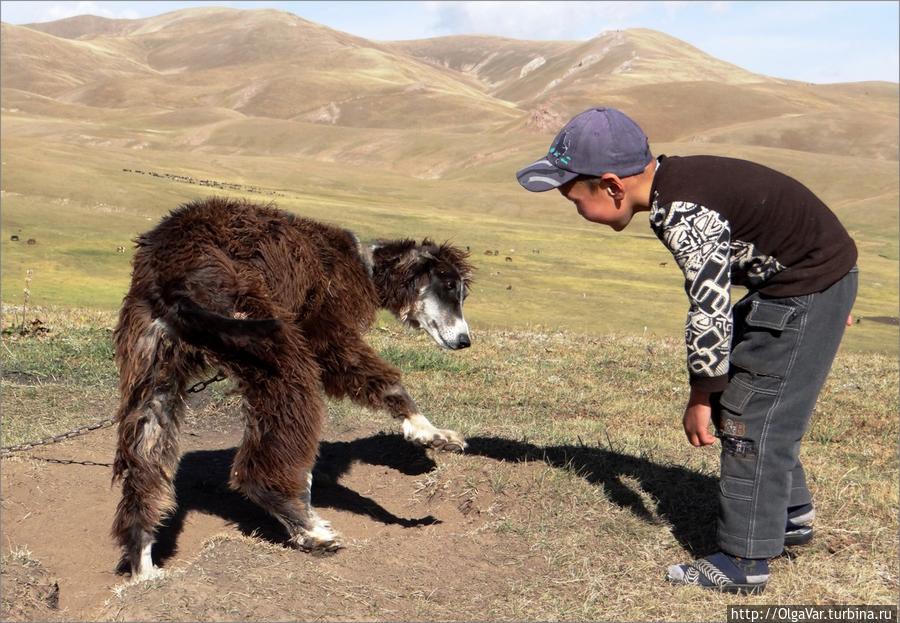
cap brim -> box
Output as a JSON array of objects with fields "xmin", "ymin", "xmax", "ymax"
[{"xmin": 516, "ymin": 158, "xmax": 579, "ymax": 192}]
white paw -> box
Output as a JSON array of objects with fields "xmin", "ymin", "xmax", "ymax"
[
  {"xmin": 402, "ymin": 414, "xmax": 467, "ymax": 452},
  {"xmin": 131, "ymin": 565, "xmax": 165, "ymax": 583},
  {"xmin": 293, "ymin": 514, "xmax": 342, "ymax": 554}
]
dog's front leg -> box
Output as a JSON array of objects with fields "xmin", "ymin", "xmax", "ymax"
[
  {"xmin": 382, "ymin": 385, "xmax": 467, "ymax": 452},
  {"xmin": 316, "ymin": 335, "xmax": 466, "ymax": 452}
]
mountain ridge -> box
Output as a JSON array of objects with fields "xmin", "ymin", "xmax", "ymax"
[{"xmin": 1, "ymin": 7, "xmax": 896, "ymax": 162}]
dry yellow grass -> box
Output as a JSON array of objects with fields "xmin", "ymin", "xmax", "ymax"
[{"xmin": 2, "ymin": 313, "xmax": 895, "ymax": 620}]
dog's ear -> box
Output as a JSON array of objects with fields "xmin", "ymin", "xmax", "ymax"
[
  {"xmin": 434, "ymin": 242, "xmax": 475, "ymax": 286},
  {"xmin": 397, "ymin": 247, "xmax": 435, "ymax": 275}
]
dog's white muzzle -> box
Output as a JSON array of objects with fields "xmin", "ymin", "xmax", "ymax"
[{"xmin": 416, "ymin": 291, "xmax": 471, "ymax": 350}]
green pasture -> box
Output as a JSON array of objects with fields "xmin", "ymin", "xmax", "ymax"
[{"xmin": 1, "ymin": 134, "xmax": 897, "ymax": 355}]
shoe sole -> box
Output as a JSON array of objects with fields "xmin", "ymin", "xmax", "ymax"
[
  {"xmin": 785, "ymin": 526, "xmax": 814, "ymax": 547},
  {"xmin": 720, "ymin": 583, "xmax": 767, "ymax": 595},
  {"xmin": 666, "ymin": 577, "xmax": 767, "ymax": 595}
]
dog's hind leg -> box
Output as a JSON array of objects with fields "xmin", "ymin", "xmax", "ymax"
[
  {"xmin": 111, "ymin": 304, "xmax": 194, "ymax": 581},
  {"xmin": 228, "ymin": 328, "xmax": 341, "ymax": 553}
]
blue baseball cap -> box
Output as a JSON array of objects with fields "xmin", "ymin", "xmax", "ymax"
[{"xmin": 516, "ymin": 107, "xmax": 653, "ymax": 192}]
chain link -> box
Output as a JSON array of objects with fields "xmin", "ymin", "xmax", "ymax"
[
  {"xmin": 186, "ymin": 371, "xmax": 227, "ymax": 394},
  {"xmin": 0, "ymin": 371, "xmax": 227, "ymax": 458},
  {"xmin": 0, "ymin": 417, "xmax": 117, "ymax": 457},
  {"xmin": 29, "ymin": 456, "xmax": 114, "ymax": 467}
]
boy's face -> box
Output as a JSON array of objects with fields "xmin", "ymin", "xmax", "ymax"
[{"xmin": 557, "ymin": 179, "xmax": 633, "ymax": 231}]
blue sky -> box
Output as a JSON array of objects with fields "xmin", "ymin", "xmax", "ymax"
[{"xmin": 1, "ymin": 1, "xmax": 898, "ymax": 84}]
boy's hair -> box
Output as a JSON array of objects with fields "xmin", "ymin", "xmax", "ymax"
[
  {"xmin": 573, "ymin": 174, "xmax": 606, "ymax": 193},
  {"xmin": 573, "ymin": 163, "xmax": 651, "ymax": 193}
]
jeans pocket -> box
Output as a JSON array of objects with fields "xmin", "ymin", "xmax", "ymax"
[
  {"xmin": 720, "ymin": 475, "xmax": 754, "ymax": 501},
  {"xmin": 747, "ymin": 300, "xmax": 794, "ymax": 330},
  {"xmin": 716, "ymin": 375, "xmax": 776, "ymax": 465},
  {"xmin": 788, "ymin": 294, "xmax": 812, "ymax": 308},
  {"xmin": 731, "ymin": 300, "xmax": 800, "ymax": 378}
]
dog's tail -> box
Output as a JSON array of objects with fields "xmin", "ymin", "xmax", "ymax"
[{"xmin": 161, "ymin": 290, "xmax": 284, "ymax": 373}]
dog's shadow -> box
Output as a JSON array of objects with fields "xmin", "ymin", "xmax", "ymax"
[
  {"xmin": 149, "ymin": 433, "xmax": 440, "ymax": 570},
  {"xmin": 149, "ymin": 432, "xmax": 718, "ymax": 571}
]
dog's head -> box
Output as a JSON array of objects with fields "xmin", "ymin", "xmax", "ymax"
[{"xmin": 370, "ymin": 239, "xmax": 474, "ymax": 350}]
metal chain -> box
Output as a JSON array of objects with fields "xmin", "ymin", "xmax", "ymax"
[
  {"xmin": 0, "ymin": 417, "xmax": 117, "ymax": 457},
  {"xmin": 29, "ymin": 456, "xmax": 114, "ymax": 467},
  {"xmin": 186, "ymin": 371, "xmax": 227, "ymax": 394},
  {"xmin": 0, "ymin": 371, "xmax": 227, "ymax": 458}
]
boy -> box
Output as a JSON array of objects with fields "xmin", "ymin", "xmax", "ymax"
[{"xmin": 516, "ymin": 107, "xmax": 857, "ymax": 594}]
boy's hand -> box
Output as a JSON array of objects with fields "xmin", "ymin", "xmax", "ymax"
[{"xmin": 683, "ymin": 387, "xmax": 717, "ymax": 447}]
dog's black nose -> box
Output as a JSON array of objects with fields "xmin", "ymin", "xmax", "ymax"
[{"xmin": 456, "ymin": 334, "xmax": 471, "ymax": 349}]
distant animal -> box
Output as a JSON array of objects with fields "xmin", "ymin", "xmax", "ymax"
[
  {"xmin": 112, "ymin": 197, "xmax": 474, "ymax": 581},
  {"xmin": 484, "ymin": 250, "xmax": 493, "ymax": 255},
  {"xmin": 26, "ymin": 238, "xmax": 36, "ymax": 245},
  {"xmin": 10, "ymin": 235, "xmax": 18, "ymax": 241},
  {"xmin": 505, "ymin": 256, "xmax": 512, "ymax": 262},
  {"xmin": 493, "ymin": 250, "xmax": 499, "ymax": 256}
]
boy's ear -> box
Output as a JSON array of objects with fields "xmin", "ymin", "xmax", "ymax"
[{"xmin": 600, "ymin": 173, "xmax": 626, "ymax": 199}]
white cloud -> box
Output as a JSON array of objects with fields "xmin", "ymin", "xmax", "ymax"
[
  {"xmin": 2, "ymin": 1, "xmax": 145, "ymax": 24},
  {"xmin": 423, "ymin": 1, "xmax": 649, "ymax": 40},
  {"xmin": 55, "ymin": 1, "xmax": 142, "ymax": 20}
]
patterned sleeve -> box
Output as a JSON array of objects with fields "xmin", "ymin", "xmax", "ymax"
[{"xmin": 650, "ymin": 201, "xmax": 732, "ymax": 393}]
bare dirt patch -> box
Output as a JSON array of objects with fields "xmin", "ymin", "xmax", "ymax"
[
  {"xmin": 2, "ymin": 328, "xmax": 897, "ymax": 620},
  {"xmin": 1, "ymin": 548, "xmax": 60, "ymax": 621},
  {"xmin": 1, "ymin": 418, "xmax": 555, "ymax": 621}
]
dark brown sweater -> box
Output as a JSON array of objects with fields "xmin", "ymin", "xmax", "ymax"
[{"xmin": 648, "ymin": 155, "xmax": 858, "ymax": 392}]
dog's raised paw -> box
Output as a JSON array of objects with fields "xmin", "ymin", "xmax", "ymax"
[
  {"xmin": 402, "ymin": 415, "xmax": 467, "ymax": 452},
  {"xmin": 430, "ymin": 429, "xmax": 467, "ymax": 452},
  {"xmin": 440, "ymin": 439, "xmax": 466, "ymax": 452}
]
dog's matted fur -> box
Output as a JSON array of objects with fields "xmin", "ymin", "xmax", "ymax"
[{"xmin": 112, "ymin": 197, "xmax": 473, "ymax": 580}]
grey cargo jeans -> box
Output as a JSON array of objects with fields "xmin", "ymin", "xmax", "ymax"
[{"xmin": 713, "ymin": 267, "xmax": 858, "ymax": 559}]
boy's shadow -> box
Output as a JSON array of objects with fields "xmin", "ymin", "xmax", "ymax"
[
  {"xmin": 464, "ymin": 436, "xmax": 719, "ymax": 556},
  {"xmin": 146, "ymin": 432, "xmax": 717, "ymax": 571}
]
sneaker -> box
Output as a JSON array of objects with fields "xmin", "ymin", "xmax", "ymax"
[
  {"xmin": 666, "ymin": 552, "xmax": 769, "ymax": 594},
  {"xmin": 785, "ymin": 503, "xmax": 815, "ymax": 546}
]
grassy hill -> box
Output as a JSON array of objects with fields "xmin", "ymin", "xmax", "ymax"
[{"xmin": 0, "ymin": 7, "xmax": 897, "ymax": 355}]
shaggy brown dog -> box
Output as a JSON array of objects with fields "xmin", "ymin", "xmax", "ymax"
[{"xmin": 112, "ymin": 197, "xmax": 473, "ymax": 581}]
